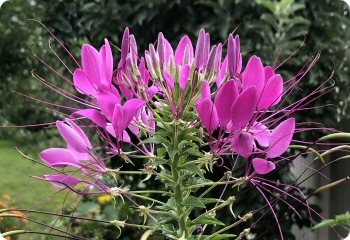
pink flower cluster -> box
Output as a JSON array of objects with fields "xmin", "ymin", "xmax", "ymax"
[{"xmin": 39, "ymin": 28, "xmax": 296, "ymax": 189}]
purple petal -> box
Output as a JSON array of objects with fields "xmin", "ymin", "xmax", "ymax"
[
  {"xmin": 118, "ymin": 27, "xmax": 130, "ymax": 68},
  {"xmin": 201, "ymin": 81, "xmax": 211, "ymax": 100},
  {"xmin": 73, "ymin": 69, "xmax": 97, "ymax": 96},
  {"xmin": 214, "ymin": 80, "xmax": 239, "ymax": 126},
  {"xmin": 81, "ymin": 44, "xmax": 103, "ymax": 88},
  {"xmin": 147, "ymin": 85, "xmax": 159, "ymax": 100},
  {"xmin": 73, "ymin": 109, "xmax": 107, "ymax": 128},
  {"xmin": 65, "ymin": 119, "xmax": 93, "ymax": 149},
  {"xmin": 202, "ymin": 33, "xmax": 210, "ymax": 67},
  {"xmin": 227, "ymin": 34, "xmax": 237, "ymax": 76},
  {"xmin": 196, "ymin": 98, "xmax": 219, "ymax": 133},
  {"xmin": 100, "ymin": 39, "xmax": 113, "ymax": 88},
  {"xmin": 112, "ymin": 104, "xmax": 124, "ymax": 138},
  {"xmin": 242, "ymin": 56, "xmax": 265, "ymax": 97},
  {"xmin": 264, "ymin": 66, "xmax": 275, "ymax": 80},
  {"xmin": 180, "ymin": 64, "xmax": 190, "ymax": 91},
  {"xmin": 194, "ymin": 29, "xmax": 205, "ymax": 69},
  {"xmin": 122, "ymin": 99, "xmax": 146, "ymax": 130},
  {"xmin": 175, "ymin": 35, "xmax": 194, "ymax": 66},
  {"xmin": 231, "ymin": 132, "xmax": 254, "ymax": 158},
  {"xmin": 44, "ymin": 174, "xmax": 81, "ymax": 189},
  {"xmin": 250, "ymin": 122, "xmax": 270, "ymax": 147},
  {"xmin": 56, "ymin": 121, "xmax": 90, "ymax": 153},
  {"xmin": 267, "ymin": 118, "xmax": 295, "ymax": 158},
  {"xmin": 129, "ymin": 34, "xmax": 138, "ymax": 64},
  {"xmin": 231, "ymin": 86, "xmax": 257, "ymax": 131},
  {"xmin": 163, "ymin": 69, "xmax": 174, "ymax": 91},
  {"xmin": 213, "ymin": 43, "xmax": 222, "ymax": 72},
  {"xmin": 96, "ymin": 91, "xmax": 121, "ymax": 120},
  {"xmin": 118, "ymin": 81, "xmax": 134, "ymax": 99},
  {"xmin": 206, "ymin": 45, "xmax": 217, "ymax": 73},
  {"xmin": 252, "ymin": 158, "xmax": 276, "ymax": 174},
  {"xmin": 139, "ymin": 57, "xmax": 150, "ymax": 86},
  {"xmin": 258, "ymin": 74, "xmax": 283, "ymax": 110},
  {"xmin": 234, "ymin": 35, "xmax": 242, "ymax": 74},
  {"xmin": 216, "ymin": 56, "xmax": 228, "ymax": 88},
  {"xmin": 141, "ymin": 109, "xmax": 155, "ymax": 133},
  {"xmin": 40, "ymin": 148, "xmax": 81, "ymax": 168},
  {"xmin": 157, "ymin": 32, "xmax": 166, "ymax": 64},
  {"xmin": 227, "ymin": 34, "xmax": 242, "ymax": 76}
]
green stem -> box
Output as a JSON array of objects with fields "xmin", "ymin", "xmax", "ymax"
[
  {"xmin": 171, "ymin": 124, "xmax": 189, "ymax": 238},
  {"xmin": 204, "ymin": 213, "xmax": 252, "ymax": 240}
]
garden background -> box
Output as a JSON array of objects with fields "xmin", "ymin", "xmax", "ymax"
[{"xmin": 0, "ymin": 0, "xmax": 349, "ymax": 239}]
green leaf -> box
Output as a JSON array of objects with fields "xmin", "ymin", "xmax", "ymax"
[
  {"xmin": 312, "ymin": 219, "xmax": 336, "ymax": 229},
  {"xmin": 183, "ymin": 196, "xmax": 206, "ymax": 208},
  {"xmin": 142, "ymin": 135, "xmax": 170, "ymax": 145},
  {"xmin": 182, "ymin": 162, "xmax": 204, "ymax": 178},
  {"xmin": 191, "ymin": 216, "xmax": 225, "ymax": 226},
  {"xmin": 206, "ymin": 234, "xmax": 237, "ymax": 240}
]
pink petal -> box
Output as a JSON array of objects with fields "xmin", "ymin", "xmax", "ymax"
[
  {"xmin": 201, "ymin": 81, "xmax": 211, "ymax": 99},
  {"xmin": 73, "ymin": 109, "xmax": 107, "ymax": 128},
  {"xmin": 40, "ymin": 148, "xmax": 81, "ymax": 168},
  {"xmin": 100, "ymin": 38, "xmax": 113, "ymax": 88},
  {"xmin": 44, "ymin": 174, "xmax": 81, "ymax": 188},
  {"xmin": 118, "ymin": 81, "xmax": 134, "ymax": 99},
  {"xmin": 157, "ymin": 32, "xmax": 166, "ymax": 64},
  {"xmin": 264, "ymin": 66, "xmax": 275, "ymax": 80},
  {"xmin": 175, "ymin": 35, "xmax": 194, "ymax": 66},
  {"xmin": 242, "ymin": 56, "xmax": 265, "ymax": 97},
  {"xmin": 81, "ymin": 44, "xmax": 104, "ymax": 88},
  {"xmin": 231, "ymin": 132, "xmax": 254, "ymax": 158},
  {"xmin": 231, "ymin": 86, "xmax": 257, "ymax": 131},
  {"xmin": 227, "ymin": 34, "xmax": 241, "ymax": 76},
  {"xmin": 180, "ymin": 64, "xmax": 190, "ymax": 91},
  {"xmin": 214, "ymin": 80, "xmax": 239, "ymax": 126},
  {"xmin": 139, "ymin": 57, "xmax": 150, "ymax": 86},
  {"xmin": 252, "ymin": 158, "xmax": 276, "ymax": 174},
  {"xmin": 147, "ymin": 85, "xmax": 159, "ymax": 100},
  {"xmin": 122, "ymin": 130, "xmax": 131, "ymax": 143},
  {"xmin": 258, "ymin": 74, "xmax": 283, "ymax": 110},
  {"xmin": 163, "ymin": 69, "xmax": 174, "ymax": 91},
  {"xmin": 106, "ymin": 123, "xmax": 116, "ymax": 138},
  {"xmin": 73, "ymin": 69, "xmax": 97, "ymax": 96},
  {"xmin": 56, "ymin": 121, "xmax": 89, "ymax": 153},
  {"xmin": 216, "ymin": 56, "xmax": 228, "ymax": 88},
  {"xmin": 122, "ymin": 98, "xmax": 145, "ymax": 130},
  {"xmin": 267, "ymin": 118, "xmax": 295, "ymax": 158},
  {"xmin": 196, "ymin": 98, "xmax": 219, "ymax": 133},
  {"xmin": 96, "ymin": 91, "xmax": 121, "ymax": 120},
  {"xmin": 118, "ymin": 27, "xmax": 130, "ymax": 68},
  {"xmin": 194, "ymin": 29, "xmax": 205, "ymax": 69},
  {"xmin": 250, "ymin": 122, "xmax": 270, "ymax": 147},
  {"xmin": 112, "ymin": 104, "xmax": 124, "ymax": 138},
  {"xmin": 141, "ymin": 109, "xmax": 155, "ymax": 133},
  {"xmin": 66, "ymin": 119, "xmax": 93, "ymax": 149}
]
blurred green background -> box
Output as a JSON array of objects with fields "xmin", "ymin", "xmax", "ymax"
[{"xmin": 0, "ymin": 0, "xmax": 349, "ymax": 239}]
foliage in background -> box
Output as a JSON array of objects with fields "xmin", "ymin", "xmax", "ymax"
[
  {"xmin": 0, "ymin": 194, "xmax": 27, "ymax": 240},
  {"xmin": 313, "ymin": 211, "xmax": 350, "ymax": 231},
  {"xmin": 0, "ymin": 0, "xmax": 349, "ymax": 239}
]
